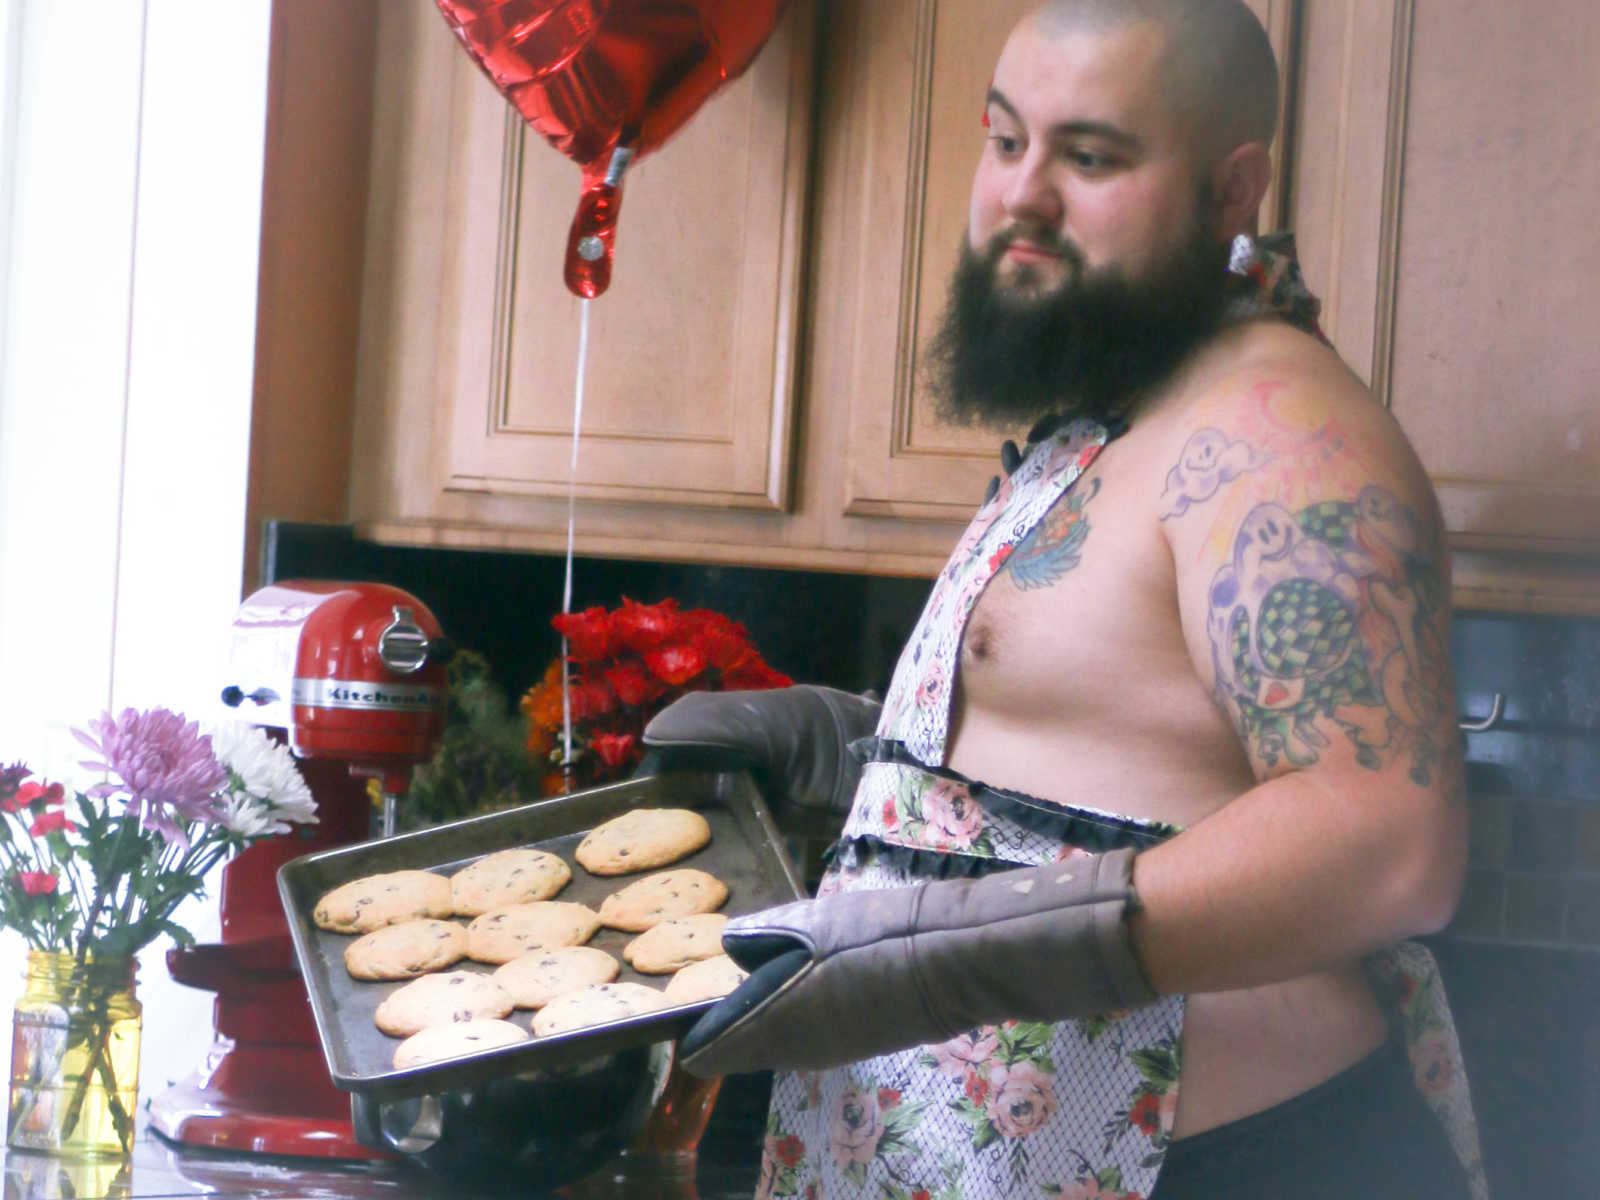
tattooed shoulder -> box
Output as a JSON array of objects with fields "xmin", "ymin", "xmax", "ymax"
[
  {"xmin": 1203, "ymin": 484, "xmax": 1450, "ymax": 785},
  {"xmin": 1160, "ymin": 428, "xmax": 1271, "ymax": 521}
]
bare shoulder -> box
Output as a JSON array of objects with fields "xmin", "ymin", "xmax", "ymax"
[
  {"xmin": 1155, "ymin": 322, "xmax": 1440, "ymax": 544},
  {"xmin": 1152, "ymin": 322, "xmax": 1457, "ymax": 787}
]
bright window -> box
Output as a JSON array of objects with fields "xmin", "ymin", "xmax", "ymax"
[{"xmin": 0, "ymin": 0, "xmax": 272, "ymax": 1095}]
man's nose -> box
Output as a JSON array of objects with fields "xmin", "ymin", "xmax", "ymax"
[{"xmin": 1002, "ymin": 150, "xmax": 1063, "ymax": 226}]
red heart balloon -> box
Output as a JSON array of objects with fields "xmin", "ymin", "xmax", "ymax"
[{"xmin": 435, "ymin": 0, "xmax": 792, "ymax": 298}]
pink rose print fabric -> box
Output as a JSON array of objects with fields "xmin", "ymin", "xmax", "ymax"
[
  {"xmin": 929, "ymin": 1030, "xmax": 999, "ymax": 1080},
  {"xmin": 828, "ymin": 1087, "xmax": 884, "ymax": 1170},
  {"xmin": 986, "ymin": 1060, "xmax": 1056, "ymax": 1139}
]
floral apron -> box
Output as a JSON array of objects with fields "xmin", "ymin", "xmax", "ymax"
[{"xmin": 754, "ymin": 237, "xmax": 1489, "ymax": 1200}]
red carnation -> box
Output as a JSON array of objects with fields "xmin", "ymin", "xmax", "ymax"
[
  {"xmin": 552, "ymin": 606, "xmax": 615, "ymax": 662},
  {"xmin": 15, "ymin": 871, "xmax": 58, "ymax": 897},
  {"xmin": 643, "ymin": 642, "xmax": 708, "ymax": 686},
  {"xmin": 28, "ymin": 809, "xmax": 75, "ymax": 837},
  {"xmin": 527, "ymin": 599, "xmax": 791, "ymax": 792},
  {"xmin": 8, "ymin": 780, "xmax": 63, "ymax": 813},
  {"xmin": 611, "ymin": 597, "xmax": 682, "ymax": 653},
  {"xmin": 683, "ymin": 610, "xmax": 754, "ymax": 671},
  {"xmin": 774, "ymin": 1134, "xmax": 804, "ymax": 1168},
  {"xmin": 603, "ymin": 659, "xmax": 669, "ymax": 707},
  {"xmin": 589, "ymin": 732, "xmax": 638, "ymax": 771},
  {"xmin": 569, "ymin": 676, "xmax": 619, "ymax": 722}
]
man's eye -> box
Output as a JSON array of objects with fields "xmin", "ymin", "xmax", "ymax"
[
  {"xmin": 1067, "ymin": 150, "xmax": 1114, "ymax": 171},
  {"xmin": 988, "ymin": 134, "xmax": 1022, "ymax": 156}
]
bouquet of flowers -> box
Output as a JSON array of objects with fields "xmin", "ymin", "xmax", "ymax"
[
  {"xmin": 1, "ymin": 708, "xmax": 318, "ymax": 958},
  {"xmin": 522, "ymin": 597, "xmax": 791, "ymax": 793},
  {"xmin": 0, "ymin": 707, "xmax": 318, "ymax": 1151}
]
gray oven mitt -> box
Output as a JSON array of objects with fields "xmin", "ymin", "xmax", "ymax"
[
  {"xmin": 679, "ymin": 846, "xmax": 1155, "ymax": 1077},
  {"xmin": 640, "ymin": 685, "xmax": 881, "ymax": 817}
]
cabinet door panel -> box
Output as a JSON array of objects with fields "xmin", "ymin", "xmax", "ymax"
[
  {"xmin": 1293, "ymin": 0, "xmax": 1600, "ymax": 556},
  {"xmin": 838, "ymin": 0, "xmax": 1027, "ymax": 524},
  {"xmin": 443, "ymin": 4, "xmax": 813, "ymax": 511},
  {"xmin": 1388, "ymin": 1, "xmax": 1600, "ymax": 552}
]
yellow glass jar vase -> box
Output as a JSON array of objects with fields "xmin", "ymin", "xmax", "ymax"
[{"xmin": 7, "ymin": 951, "xmax": 141, "ymax": 1157}]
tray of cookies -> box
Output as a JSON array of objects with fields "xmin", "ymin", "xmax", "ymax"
[{"xmin": 276, "ymin": 768, "xmax": 804, "ymax": 1103}]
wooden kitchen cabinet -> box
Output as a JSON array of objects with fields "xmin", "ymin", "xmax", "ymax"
[
  {"xmin": 349, "ymin": 0, "xmax": 1036, "ymax": 576},
  {"xmin": 337, "ymin": 0, "xmax": 1599, "ymax": 609},
  {"xmin": 346, "ymin": 0, "xmax": 1293, "ymax": 575},
  {"xmin": 349, "ymin": 0, "xmax": 830, "ymax": 562},
  {"xmin": 1287, "ymin": 0, "xmax": 1600, "ymax": 613}
]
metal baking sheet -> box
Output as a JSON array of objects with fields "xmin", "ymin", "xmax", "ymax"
[{"xmin": 277, "ymin": 769, "xmax": 803, "ymax": 1103}]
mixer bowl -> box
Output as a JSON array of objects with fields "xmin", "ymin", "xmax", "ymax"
[{"xmin": 349, "ymin": 1041, "xmax": 672, "ymax": 1191}]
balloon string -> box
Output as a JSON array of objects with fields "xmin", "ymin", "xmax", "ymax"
[{"xmin": 560, "ymin": 297, "xmax": 592, "ymax": 777}]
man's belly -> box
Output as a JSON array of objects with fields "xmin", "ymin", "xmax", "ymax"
[
  {"xmin": 1172, "ymin": 964, "xmax": 1389, "ymax": 1138},
  {"xmin": 945, "ymin": 686, "xmax": 1391, "ymax": 1138}
]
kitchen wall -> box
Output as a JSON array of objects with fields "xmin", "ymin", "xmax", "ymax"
[{"xmin": 264, "ymin": 521, "xmax": 1599, "ymax": 1199}]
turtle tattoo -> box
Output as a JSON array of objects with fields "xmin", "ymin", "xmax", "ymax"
[{"xmin": 1207, "ymin": 487, "xmax": 1445, "ymax": 783}]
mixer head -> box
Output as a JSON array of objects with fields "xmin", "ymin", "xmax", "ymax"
[{"xmin": 220, "ymin": 580, "xmax": 452, "ymax": 789}]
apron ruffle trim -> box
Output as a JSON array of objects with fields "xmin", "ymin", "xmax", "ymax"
[{"xmin": 854, "ymin": 736, "xmax": 1182, "ymax": 850}]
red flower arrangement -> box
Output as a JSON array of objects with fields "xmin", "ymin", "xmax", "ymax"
[{"xmin": 521, "ymin": 598, "xmax": 791, "ymax": 794}]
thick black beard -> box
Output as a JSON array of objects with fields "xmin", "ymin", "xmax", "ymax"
[{"xmin": 925, "ymin": 218, "xmax": 1233, "ymax": 431}]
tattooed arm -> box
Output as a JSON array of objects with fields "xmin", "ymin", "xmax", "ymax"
[{"xmin": 1128, "ymin": 375, "xmax": 1468, "ymax": 993}]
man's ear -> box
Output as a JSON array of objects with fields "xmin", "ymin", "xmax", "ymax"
[{"xmin": 1210, "ymin": 142, "xmax": 1273, "ymax": 239}]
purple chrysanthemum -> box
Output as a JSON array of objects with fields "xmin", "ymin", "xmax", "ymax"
[{"xmin": 74, "ymin": 708, "xmax": 227, "ymax": 846}]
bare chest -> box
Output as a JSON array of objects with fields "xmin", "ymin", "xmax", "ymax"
[
  {"xmin": 958, "ymin": 469, "xmax": 1183, "ymax": 720},
  {"xmin": 946, "ymin": 460, "xmax": 1250, "ymax": 822}
]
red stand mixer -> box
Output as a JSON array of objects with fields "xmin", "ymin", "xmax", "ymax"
[{"xmin": 147, "ymin": 581, "xmax": 451, "ymax": 1158}]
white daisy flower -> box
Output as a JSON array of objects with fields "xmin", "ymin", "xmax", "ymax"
[
  {"xmin": 218, "ymin": 789, "xmax": 278, "ymax": 838},
  {"xmin": 208, "ymin": 723, "xmax": 318, "ymax": 832}
]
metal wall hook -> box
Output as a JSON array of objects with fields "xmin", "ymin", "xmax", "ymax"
[{"xmin": 1458, "ymin": 692, "xmax": 1506, "ymax": 733}]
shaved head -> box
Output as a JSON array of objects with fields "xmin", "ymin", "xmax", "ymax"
[{"xmin": 1029, "ymin": 0, "xmax": 1279, "ymax": 160}]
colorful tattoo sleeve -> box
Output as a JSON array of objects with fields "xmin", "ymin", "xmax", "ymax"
[{"xmin": 1201, "ymin": 483, "xmax": 1451, "ymax": 783}]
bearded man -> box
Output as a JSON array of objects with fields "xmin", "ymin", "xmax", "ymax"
[{"xmin": 646, "ymin": 2, "xmax": 1486, "ymax": 1196}]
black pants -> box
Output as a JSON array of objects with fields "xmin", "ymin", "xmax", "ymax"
[{"xmin": 1149, "ymin": 1037, "xmax": 1472, "ymax": 1199}]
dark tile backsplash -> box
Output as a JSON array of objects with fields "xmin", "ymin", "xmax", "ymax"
[
  {"xmin": 260, "ymin": 522, "xmax": 933, "ymax": 702},
  {"xmin": 1452, "ymin": 613, "xmax": 1600, "ymax": 952},
  {"xmin": 1452, "ymin": 612, "xmax": 1600, "ymax": 797},
  {"xmin": 262, "ymin": 525, "xmax": 1600, "ymax": 1200}
]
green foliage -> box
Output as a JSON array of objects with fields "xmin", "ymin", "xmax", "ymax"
[{"xmin": 398, "ymin": 650, "xmax": 544, "ymax": 831}]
